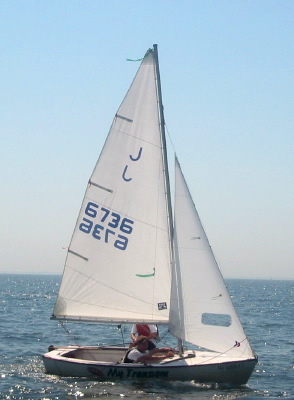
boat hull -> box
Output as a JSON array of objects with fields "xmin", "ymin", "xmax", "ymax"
[{"xmin": 42, "ymin": 346, "xmax": 257, "ymax": 384}]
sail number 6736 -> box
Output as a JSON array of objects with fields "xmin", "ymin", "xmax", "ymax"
[{"xmin": 79, "ymin": 202, "xmax": 134, "ymax": 250}]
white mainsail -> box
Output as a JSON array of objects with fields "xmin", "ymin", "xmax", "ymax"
[
  {"xmin": 53, "ymin": 49, "xmax": 172, "ymax": 323},
  {"xmin": 169, "ymin": 157, "xmax": 255, "ymax": 358}
]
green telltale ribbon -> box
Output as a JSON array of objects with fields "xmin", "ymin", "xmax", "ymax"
[
  {"xmin": 136, "ymin": 268, "xmax": 155, "ymax": 278},
  {"xmin": 126, "ymin": 58, "xmax": 143, "ymax": 62},
  {"xmin": 127, "ymin": 49, "xmax": 152, "ymax": 62}
]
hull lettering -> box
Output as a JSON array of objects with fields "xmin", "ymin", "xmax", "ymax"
[{"xmin": 107, "ymin": 367, "xmax": 169, "ymax": 379}]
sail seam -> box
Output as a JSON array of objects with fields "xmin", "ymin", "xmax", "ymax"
[
  {"xmin": 55, "ymin": 294, "xmax": 168, "ymax": 320},
  {"xmin": 112, "ymin": 127, "xmax": 162, "ymax": 148},
  {"xmin": 64, "ymin": 265, "xmax": 159, "ymax": 307}
]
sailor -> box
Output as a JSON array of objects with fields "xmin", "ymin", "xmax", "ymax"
[
  {"xmin": 123, "ymin": 336, "xmax": 174, "ymax": 363},
  {"xmin": 130, "ymin": 324, "xmax": 158, "ymax": 349}
]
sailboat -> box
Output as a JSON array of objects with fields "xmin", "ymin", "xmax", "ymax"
[{"xmin": 42, "ymin": 45, "xmax": 257, "ymax": 384}]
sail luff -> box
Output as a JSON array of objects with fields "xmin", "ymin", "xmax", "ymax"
[
  {"xmin": 153, "ymin": 44, "xmax": 174, "ymax": 248},
  {"xmin": 153, "ymin": 44, "xmax": 180, "ymax": 349}
]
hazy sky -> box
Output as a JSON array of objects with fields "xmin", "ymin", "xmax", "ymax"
[{"xmin": 1, "ymin": 1, "xmax": 293, "ymax": 280}]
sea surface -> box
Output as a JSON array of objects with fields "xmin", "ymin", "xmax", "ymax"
[{"xmin": 0, "ymin": 275, "xmax": 293, "ymax": 400}]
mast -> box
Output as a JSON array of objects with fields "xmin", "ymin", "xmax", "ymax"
[
  {"xmin": 153, "ymin": 44, "xmax": 173, "ymax": 244},
  {"xmin": 153, "ymin": 45, "xmax": 183, "ymax": 354}
]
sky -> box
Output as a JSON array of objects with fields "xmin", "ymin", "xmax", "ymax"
[{"xmin": 1, "ymin": 1, "xmax": 293, "ymax": 280}]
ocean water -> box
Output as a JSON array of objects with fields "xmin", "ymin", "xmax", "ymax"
[{"xmin": 0, "ymin": 274, "xmax": 293, "ymax": 400}]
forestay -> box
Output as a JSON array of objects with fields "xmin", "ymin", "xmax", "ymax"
[
  {"xmin": 169, "ymin": 157, "xmax": 255, "ymax": 358},
  {"xmin": 53, "ymin": 49, "xmax": 172, "ymax": 323}
]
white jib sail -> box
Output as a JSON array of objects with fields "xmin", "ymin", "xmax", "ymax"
[
  {"xmin": 169, "ymin": 157, "xmax": 255, "ymax": 358},
  {"xmin": 53, "ymin": 49, "xmax": 171, "ymax": 323}
]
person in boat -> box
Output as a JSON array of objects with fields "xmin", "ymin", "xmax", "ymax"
[
  {"xmin": 123, "ymin": 336, "xmax": 175, "ymax": 363},
  {"xmin": 130, "ymin": 324, "xmax": 159, "ymax": 350}
]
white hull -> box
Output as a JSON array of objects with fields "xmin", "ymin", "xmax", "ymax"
[{"xmin": 43, "ymin": 346, "xmax": 257, "ymax": 384}]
